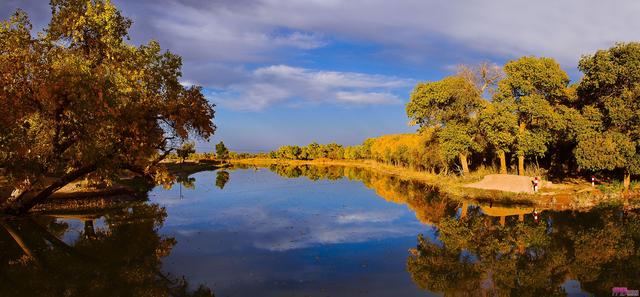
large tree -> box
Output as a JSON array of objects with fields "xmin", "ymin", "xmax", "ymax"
[
  {"xmin": 576, "ymin": 42, "xmax": 640, "ymax": 190},
  {"xmin": 493, "ymin": 56, "xmax": 570, "ymax": 175},
  {"xmin": 479, "ymin": 101, "xmax": 518, "ymax": 174},
  {"xmin": 406, "ymin": 76, "xmax": 483, "ymax": 174},
  {"xmin": 0, "ymin": 1, "xmax": 216, "ymax": 214}
]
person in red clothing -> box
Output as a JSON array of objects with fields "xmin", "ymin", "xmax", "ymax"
[{"xmin": 532, "ymin": 177, "xmax": 540, "ymax": 192}]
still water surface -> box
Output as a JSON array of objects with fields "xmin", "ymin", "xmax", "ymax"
[{"xmin": 1, "ymin": 165, "xmax": 639, "ymax": 296}]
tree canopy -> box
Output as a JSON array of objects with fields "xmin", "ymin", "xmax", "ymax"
[
  {"xmin": 575, "ymin": 43, "xmax": 640, "ymax": 188},
  {"xmin": 406, "ymin": 76, "xmax": 484, "ymax": 174},
  {"xmin": 215, "ymin": 141, "xmax": 229, "ymax": 160},
  {"xmin": 0, "ymin": 0, "xmax": 216, "ymax": 213}
]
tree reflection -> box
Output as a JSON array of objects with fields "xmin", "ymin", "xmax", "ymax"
[
  {"xmin": 408, "ymin": 205, "xmax": 640, "ymax": 296},
  {"xmin": 0, "ymin": 203, "xmax": 214, "ymax": 297},
  {"xmin": 267, "ymin": 164, "xmax": 459, "ymax": 224},
  {"xmin": 177, "ymin": 175, "xmax": 196, "ymax": 189},
  {"xmin": 215, "ymin": 171, "xmax": 230, "ymax": 189},
  {"xmin": 264, "ymin": 164, "xmax": 640, "ymax": 296}
]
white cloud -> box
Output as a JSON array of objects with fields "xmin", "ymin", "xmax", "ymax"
[
  {"xmin": 335, "ymin": 91, "xmax": 400, "ymax": 104},
  {"xmin": 336, "ymin": 211, "xmax": 400, "ymax": 224},
  {"xmin": 7, "ymin": 0, "xmax": 640, "ymax": 98},
  {"xmin": 211, "ymin": 65, "xmax": 412, "ymax": 111}
]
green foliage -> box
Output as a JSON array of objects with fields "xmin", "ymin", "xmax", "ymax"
[
  {"xmin": 176, "ymin": 142, "xmax": 196, "ymax": 162},
  {"xmin": 574, "ymin": 131, "xmax": 636, "ymax": 172},
  {"xmin": 257, "ymin": 47, "xmax": 640, "ymax": 187},
  {"xmin": 494, "ymin": 56, "xmax": 571, "ymax": 161},
  {"xmin": 438, "ymin": 122, "xmax": 482, "ymax": 161},
  {"xmin": 407, "ymin": 76, "xmax": 482, "ymax": 127},
  {"xmin": 479, "ymin": 101, "xmax": 517, "ymax": 155},
  {"xmin": 575, "ymin": 42, "xmax": 640, "ymax": 178},
  {"xmin": 406, "ymin": 75, "xmax": 484, "ymax": 173},
  {"xmin": 215, "ymin": 141, "xmax": 229, "ymax": 160},
  {"xmin": 269, "ymin": 142, "xmax": 346, "ymax": 160}
]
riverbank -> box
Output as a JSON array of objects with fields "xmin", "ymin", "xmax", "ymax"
[
  {"xmin": 10, "ymin": 160, "xmax": 229, "ymax": 213},
  {"xmin": 230, "ymin": 158, "xmax": 638, "ymax": 209}
]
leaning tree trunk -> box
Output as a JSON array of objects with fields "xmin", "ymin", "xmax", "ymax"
[
  {"xmin": 2, "ymin": 164, "xmax": 98, "ymax": 215},
  {"xmin": 498, "ymin": 151, "xmax": 507, "ymax": 174},
  {"xmin": 517, "ymin": 155, "xmax": 525, "ymax": 176},
  {"xmin": 624, "ymin": 170, "xmax": 631, "ymax": 192},
  {"xmin": 459, "ymin": 153, "xmax": 469, "ymax": 175}
]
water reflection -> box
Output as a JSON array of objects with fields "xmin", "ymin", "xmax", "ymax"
[
  {"xmin": 215, "ymin": 171, "xmax": 230, "ymax": 189},
  {"xmin": 408, "ymin": 205, "xmax": 640, "ymax": 296},
  {"xmin": 267, "ymin": 164, "xmax": 459, "ymax": 225},
  {"xmin": 0, "ymin": 203, "xmax": 213, "ymax": 297},
  {"xmin": 265, "ymin": 164, "xmax": 640, "ymax": 296},
  {"xmin": 3, "ymin": 165, "xmax": 638, "ymax": 296}
]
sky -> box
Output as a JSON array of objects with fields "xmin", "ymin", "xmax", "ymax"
[{"xmin": 3, "ymin": 0, "xmax": 640, "ymax": 152}]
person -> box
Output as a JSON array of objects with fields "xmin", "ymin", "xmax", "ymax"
[
  {"xmin": 533, "ymin": 209, "xmax": 539, "ymax": 223},
  {"xmin": 591, "ymin": 175, "xmax": 596, "ymax": 187},
  {"xmin": 533, "ymin": 177, "xmax": 540, "ymax": 192}
]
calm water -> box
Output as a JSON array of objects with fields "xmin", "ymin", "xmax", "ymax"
[{"xmin": 1, "ymin": 165, "xmax": 639, "ymax": 296}]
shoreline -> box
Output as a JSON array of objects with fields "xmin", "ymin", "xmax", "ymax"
[{"xmin": 230, "ymin": 158, "xmax": 639, "ymax": 210}]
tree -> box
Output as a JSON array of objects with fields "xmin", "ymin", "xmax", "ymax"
[
  {"xmin": 576, "ymin": 43, "xmax": 640, "ymax": 190},
  {"xmin": 479, "ymin": 101, "xmax": 517, "ymax": 173},
  {"xmin": 176, "ymin": 142, "xmax": 196, "ymax": 163},
  {"xmin": 406, "ymin": 76, "xmax": 483, "ymax": 174},
  {"xmin": 494, "ymin": 56, "xmax": 570, "ymax": 175},
  {"xmin": 457, "ymin": 61, "xmax": 503, "ymax": 95},
  {"xmin": 215, "ymin": 141, "xmax": 229, "ymax": 160},
  {"xmin": 0, "ymin": 1, "xmax": 216, "ymax": 214}
]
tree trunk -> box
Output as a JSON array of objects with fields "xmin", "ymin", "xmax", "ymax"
[
  {"xmin": 517, "ymin": 121, "xmax": 526, "ymax": 176},
  {"xmin": 459, "ymin": 153, "xmax": 469, "ymax": 175},
  {"xmin": 624, "ymin": 170, "xmax": 631, "ymax": 192},
  {"xmin": 498, "ymin": 151, "xmax": 507, "ymax": 174},
  {"xmin": 3, "ymin": 164, "xmax": 98, "ymax": 215},
  {"xmin": 518, "ymin": 155, "xmax": 525, "ymax": 176}
]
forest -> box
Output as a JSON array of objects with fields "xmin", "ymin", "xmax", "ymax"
[{"xmin": 261, "ymin": 48, "xmax": 640, "ymax": 190}]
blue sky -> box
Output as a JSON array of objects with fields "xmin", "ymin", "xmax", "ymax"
[{"xmin": 3, "ymin": 0, "xmax": 640, "ymax": 152}]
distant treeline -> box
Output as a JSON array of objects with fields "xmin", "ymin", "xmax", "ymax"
[
  {"xmin": 247, "ymin": 43, "xmax": 640, "ymax": 190},
  {"xmin": 264, "ymin": 133, "xmax": 447, "ymax": 172}
]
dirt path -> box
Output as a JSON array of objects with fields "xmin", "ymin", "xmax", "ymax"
[{"xmin": 464, "ymin": 174, "xmax": 543, "ymax": 193}]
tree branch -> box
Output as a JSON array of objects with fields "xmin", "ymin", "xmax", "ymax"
[{"xmin": 4, "ymin": 163, "xmax": 98, "ymax": 215}]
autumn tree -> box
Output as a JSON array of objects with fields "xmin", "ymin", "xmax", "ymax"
[
  {"xmin": 0, "ymin": 1, "xmax": 216, "ymax": 214},
  {"xmin": 493, "ymin": 56, "xmax": 570, "ymax": 175},
  {"xmin": 407, "ymin": 76, "xmax": 483, "ymax": 174},
  {"xmin": 575, "ymin": 43, "xmax": 640, "ymax": 189},
  {"xmin": 176, "ymin": 142, "xmax": 196, "ymax": 163},
  {"xmin": 215, "ymin": 141, "xmax": 229, "ymax": 160}
]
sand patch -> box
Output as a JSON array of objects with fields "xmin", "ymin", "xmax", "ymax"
[{"xmin": 465, "ymin": 174, "xmax": 547, "ymax": 193}]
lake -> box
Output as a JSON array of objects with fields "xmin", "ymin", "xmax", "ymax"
[{"xmin": 1, "ymin": 165, "xmax": 639, "ymax": 296}]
